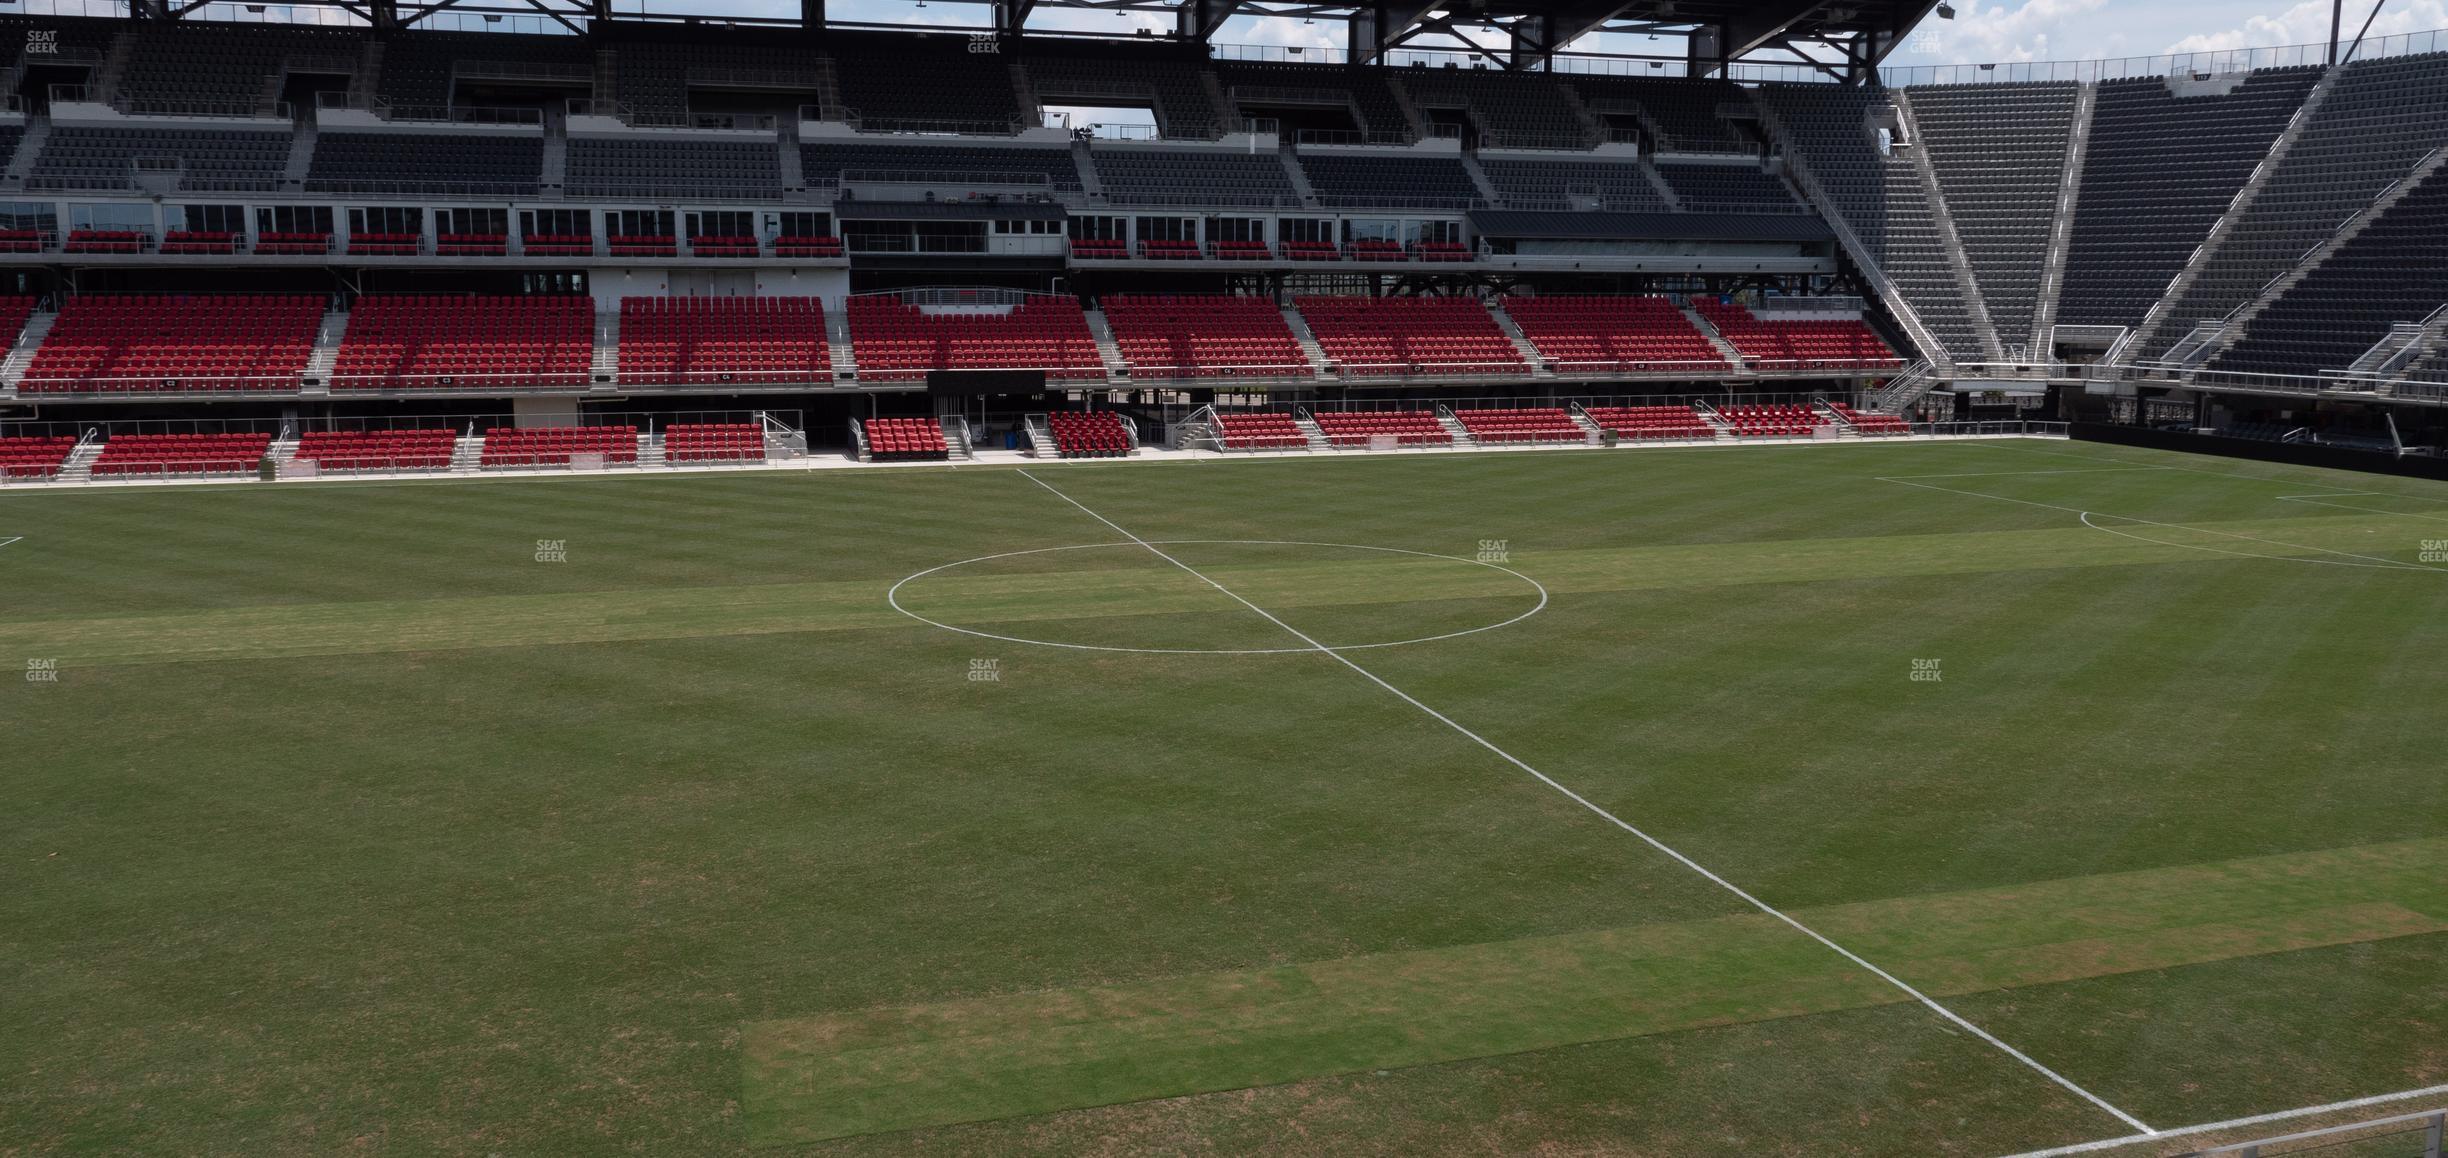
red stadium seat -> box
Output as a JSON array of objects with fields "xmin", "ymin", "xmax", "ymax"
[
  {"xmin": 846, "ymin": 295, "xmax": 1103, "ymax": 383},
  {"xmin": 1500, "ymin": 295, "xmax": 1735, "ymax": 376},
  {"xmin": 1292, "ymin": 296, "xmax": 1524, "ymax": 377},
  {"xmin": 617, "ymin": 297, "xmax": 830, "ymax": 387},
  {"xmin": 332, "ymin": 295, "xmax": 593, "ymax": 392},
  {"xmin": 1100, "ymin": 294, "xmax": 1309, "ymax": 381},
  {"xmin": 19, "ymin": 295, "xmax": 319, "ymax": 394}
]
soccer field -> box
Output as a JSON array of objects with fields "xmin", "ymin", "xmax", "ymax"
[{"xmin": 4, "ymin": 438, "xmax": 2445, "ymax": 1155}]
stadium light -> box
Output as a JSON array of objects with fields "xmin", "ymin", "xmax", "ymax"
[{"xmin": 1935, "ymin": 3, "xmax": 1955, "ymax": 17}]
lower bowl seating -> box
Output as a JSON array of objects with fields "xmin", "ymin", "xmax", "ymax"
[{"xmin": 1048, "ymin": 412, "xmax": 1130, "ymax": 458}]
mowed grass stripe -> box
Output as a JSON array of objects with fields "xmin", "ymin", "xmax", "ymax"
[
  {"xmin": 740, "ymin": 837, "xmax": 2448, "ymax": 1145},
  {"xmin": 7, "ymin": 515, "xmax": 2421, "ymax": 667}
]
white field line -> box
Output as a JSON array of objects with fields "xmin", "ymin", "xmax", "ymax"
[
  {"xmin": 0, "ymin": 536, "xmax": 20, "ymax": 548},
  {"xmin": 2277, "ymin": 494, "xmax": 2448, "ymax": 523},
  {"xmin": 1878, "ymin": 477, "xmax": 2448, "ymax": 572},
  {"xmin": 1999, "ymin": 1084, "xmax": 2448, "ymax": 1158},
  {"xmin": 1883, "ymin": 467, "xmax": 2178, "ymax": 480},
  {"xmin": 1013, "ymin": 468, "xmax": 2158, "ymax": 1137}
]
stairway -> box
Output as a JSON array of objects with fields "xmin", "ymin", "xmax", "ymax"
[
  {"xmin": 1894, "ymin": 90, "xmax": 2006, "ymax": 365},
  {"xmin": 1280, "ymin": 305, "xmax": 1332, "ymax": 378},
  {"xmin": 57, "ymin": 437, "xmax": 102, "ymax": 483},
  {"xmin": 777, "ymin": 119, "xmax": 805, "ymax": 191},
  {"xmin": 281, "ymin": 120, "xmax": 318, "ymax": 190},
  {"xmin": 4, "ymin": 118, "xmax": 50, "ymax": 188},
  {"xmin": 1813, "ymin": 399, "xmax": 1863, "ymax": 437},
  {"xmin": 1691, "ymin": 399, "xmax": 1737, "ymax": 439},
  {"xmin": 1433, "ymin": 407, "xmax": 1477, "ymax": 448},
  {"xmin": 449, "ymin": 434, "xmax": 484, "ymax": 474},
  {"xmin": 2124, "ymin": 64, "xmax": 2344, "ymax": 364},
  {"xmin": 1072, "ymin": 137, "xmax": 1105, "ymax": 199},
  {"xmin": 93, "ymin": 30, "xmax": 133, "ymax": 105},
  {"xmin": 1276, "ymin": 143, "xmax": 1319, "ymax": 208},
  {"xmin": 302, "ymin": 307, "xmax": 349, "ymax": 387},
  {"xmin": 1293, "ymin": 412, "xmax": 1332, "ymax": 451},
  {"xmin": 1008, "ymin": 61, "xmax": 1041, "ymax": 129},
  {"xmin": 1869, "ymin": 360, "xmax": 1942, "ymax": 415},
  {"xmin": 1569, "ymin": 409, "xmax": 1605, "ymax": 438},
  {"xmin": 1637, "ymin": 159, "xmax": 1684, "ymax": 211},
  {"xmin": 266, "ymin": 437, "xmax": 301, "ymax": 467},
  {"xmin": 353, "ymin": 39, "xmax": 385, "ymax": 102},
  {"xmin": 938, "ymin": 416, "xmax": 976, "ymax": 460},
  {"xmin": 2028, "ymin": 81, "xmax": 2096, "ymax": 357},
  {"xmin": 636, "ymin": 432, "xmax": 663, "ymax": 467},
  {"xmin": 1483, "ymin": 300, "xmax": 1552, "ymax": 377},
  {"xmin": 1676, "ymin": 301, "xmax": 1747, "ymax": 368},
  {"xmin": 1, "ymin": 310, "xmax": 56, "ymax": 387},
  {"xmin": 1455, "ymin": 150, "xmax": 1501, "ymax": 207},
  {"xmin": 591, "ymin": 312, "xmax": 619, "ymax": 385},
  {"xmin": 1081, "ymin": 307, "xmax": 1128, "ymax": 378},
  {"xmin": 826, "ymin": 309, "xmax": 858, "ymax": 382},
  {"xmin": 539, "ymin": 113, "xmax": 568, "ymax": 195}
]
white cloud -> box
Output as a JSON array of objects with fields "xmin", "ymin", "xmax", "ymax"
[
  {"xmin": 1899, "ymin": 0, "xmax": 2112, "ymax": 64},
  {"xmin": 2165, "ymin": 0, "xmax": 2448, "ymax": 54}
]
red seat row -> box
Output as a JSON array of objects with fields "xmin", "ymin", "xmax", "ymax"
[
  {"xmin": 1308, "ymin": 410, "xmax": 1452, "ymax": 447},
  {"xmin": 1582, "ymin": 405, "xmax": 1716, "ymax": 440},
  {"xmin": 1452, "ymin": 407, "xmax": 1585, "ymax": 443},
  {"xmin": 846, "ymin": 295, "xmax": 1103, "ymax": 382},
  {"xmin": 437, "ymin": 233, "xmax": 508, "ymax": 256},
  {"xmin": 65, "ymin": 230, "xmax": 146, "ymax": 254},
  {"xmin": 1047, "ymin": 411, "xmax": 1129, "ymax": 458},
  {"xmin": 864, "ymin": 416, "xmax": 949, "ymax": 461},
  {"xmin": 294, "ymin": 429, "xmax": 458, "ymax": 471},
  {"xmin": 1101, "ymin": 294, "xmax": 1308, "ymax": 380},
  {"xmin": 610, "ymin": 235, "xmax": 679, "ymax": 257},
  {"xmin": 1294, "ymin": 296, "xmax": 1525, "ymax": 377},
  {"xmin": 91, "ymin": 433, "xmax": 272, "ymax": 475},
  {"xmin": 0, "ymin": 434, "xmax": 76, "ymax": 479},
  {"xmin": 334, "ymin": 295, "xmax": 593, "ymax": 391},
  {"xmin": 480, "ymin": 425, "xmax": 637, "ymax": 467},
  {"xmin": 1717, "ymin": 403, "xmax": 1828, "ymax": 437},
  {"xmin": 20, "ymin": 294, "xmax": 320, "ymax": 394},
  {"xmin": 1692, "ymin": 301, "xmax": 1904, "ymax": 371},
  {"xmin": 1212, "ymin": 412, "xmax": 1307, "ymax": 450},
  {"xmin": 772, "ymin": 235, "xmax": 844, "ymax": 259},
  {"xmin": 663, "ymin": 423, "xmax": 768, "ymax": 462},
  {"xmin": 617, "ymin": 296, "xmax": 830, "ymax": 387},
  {"xmin": 1831, "ymin": 402, "xmax": 1912, "ymax": 435},
  {"xmin": 1501, "ymin": 296, "xmax": 1734, "ymax": 375}
]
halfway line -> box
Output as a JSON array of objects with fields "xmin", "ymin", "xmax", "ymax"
[{"xmin": 1012, "ymin": 468, "xmax": 2156, "ymax": 1137}]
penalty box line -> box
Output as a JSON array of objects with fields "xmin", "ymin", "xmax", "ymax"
[{"xmin": 1013, "ymin": 468, "xmax": 2157, "ymax": 1137}]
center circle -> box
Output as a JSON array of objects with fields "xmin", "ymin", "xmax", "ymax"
[{"xmin": 886, "ymin": 540, "xmax": 1548, "ymax": 655}]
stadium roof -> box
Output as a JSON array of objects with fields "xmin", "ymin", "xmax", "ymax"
[{"xmin": 110, "ymin": 0, "xmax": 1938, "ymax": 82}]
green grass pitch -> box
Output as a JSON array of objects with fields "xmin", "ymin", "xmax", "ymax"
[{"xmin": 3, "ymin": 438, "xmax": 2445, "ymax": 1155}]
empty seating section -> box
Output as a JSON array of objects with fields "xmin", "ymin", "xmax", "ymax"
[
  {"xmin": 831, "ymin": 33, "xmax": 1021, "ymax": 132},
  {"xmin": 1453, "ymin": 407, "xmax": 1583, "ymax": 443},
  {"xmin": 294, "ymin": 429, "xmax": 457, "ymax": 470},
  {"xmin": 308, "ymin": 133, "xmax": 542, "ymax": 196},
  {"xmin": 1582, "ymin": 406, "xmax": 1714, "ymax": 440},
  {"xmin": 565, "ymin": 138, "xmax": 782, "ymax": 199},
  {"xmin": 373, "ymin": 30, "xmax": 591, "ymax": 110},
  {"xmin": 1047, "ymin": 412, "xmax": 1130, "ymax": 458},
  {"xmin": 1212, "ymin": 412, "xmax": 1307, "ymax": 449},
  {"xmin": 1654, "ymin": 162, "xmax": 1800, "ymax": 213},
  {"xmin": 91, "ymin": 433, "xmax": 271, "ymax": 475},
  {"xmin": 1217, "ymin": 62, "xmax": 1413, "ymax": 143},
  {"xmin": 1909, "ymin": 83, "xmax": 2079, "ymax": 351},
  {"xmin": 799, "ymin": 143, "xmax": 1077, "ymax": 190},
  {"xmin": 1402, "ymin": 71, "xmax": 1590, "ymax": 150},
  {"xmin": 1026, "ymin": 48, "xmax": 1223, "ymax": 140},
  {"xmin": 2144, "ymin": 53, "xmax": 2448, "ymax": 358},
  {"xmin": 1570, "ymin": 77, "xmax": 1754, "ymax": 153},
  {"xmin": 1830, "ymin": 403, "xmax": 1911, "ymax": 434},
  {"xmin": 0, "ymin": 295, "xmax": 34, "ymax": 346},
  {"xmin": 1294, "ymin": 296, "xmax": 1523, "ymax": 375},
  {"xmin": 603, "ymin": 37, "xmax": 827, "ymax": 122},
  {"xmin": 1716, "ymin": 403, "xmax": 1826, "ymax": 437},
  {"xmin": 1309, "ymin": 410, "xmax": 1451, "ymax": 447},
  {"xmin": 1477, "ymin": 157, "xmax": 1666, "ymax": 211},
  {"xmin": 481, "ymin": 426, "xmax": 637, "ymax": 468},
  {"xmin": 1100, "ymin": 294, "xmax": 1308, "ymax": 379},
  {"xmin": 29, "ymin": 128, "xmax": 289, "ymax": 191},
  {"xmin": 617, "ymin": 297, "xmax": 829, "ymax": 386},
  {"xmin": 1092, "ymin": 148, "xmax": 1299, "ymax": 207},
  {"xmin": 1693, "ymin": 301, "xmax": 1902, "ymax": 370},
  {"xmin": 663, "ymin": 424, "xmax": 768, "ymax": 463},
  {"xmin": 1298, "ymin": 153, "xmax": 1480, "ymax": 209},
  {"xmin": 2059, "ymin": 69, "xmax": 2318, "ymax": 328},
  {"xmin": 846, "ymin": 295, "xmax": 1102, "ymax": 381},
  {"xmin": 862, "ymin": 417, "xmax": 947, "ymax": 461},
  {"xmin": 1499, "ymin": 295, "xmax": 1729, "ymax": 373},
  {"xmin": 1757, "ymin": 84, "xmax": 1984, "ymax": 363},
  {"xmin": 0, "ymin": 436, "xmax": 75, "ymax": 479},
  {"xmin": 21, "ymin": 295, "xmax": 320, "ymax": 393},
  {"xmin": 2212, "ymin": 165, "xmax": 2448, "ymax": 376},
  {"xmin": 121, "ymin": 23, "xmax": 356, "ymax": 114},
  {"xmin": 334, "ymin": 295, "xmax": 592, "ymax": 391}
]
